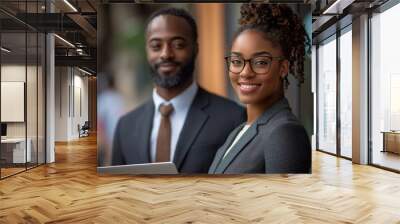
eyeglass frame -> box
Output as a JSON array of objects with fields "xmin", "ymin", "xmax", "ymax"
[{"xmin": 224, "ymin": 55, "xmax": 286, "ymax": 75}]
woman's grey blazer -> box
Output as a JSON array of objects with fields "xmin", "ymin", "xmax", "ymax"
[{"xmin": 208, "ymin": 97, "xmax": 311, "ymax": 174}]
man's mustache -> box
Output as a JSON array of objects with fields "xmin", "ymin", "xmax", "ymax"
[{"xmin": 155, "ymin": 61, "xmax": 180, "ymax": 69}]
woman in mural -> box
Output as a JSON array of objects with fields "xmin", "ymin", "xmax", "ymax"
[{"xmin": 209, "ymin": 3, "xmax": 312, "ymax": 174}]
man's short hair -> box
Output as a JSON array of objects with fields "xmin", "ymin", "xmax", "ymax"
[{"xmin": 146, "ymin": 7, "xmax": 198, "ymax": 43}]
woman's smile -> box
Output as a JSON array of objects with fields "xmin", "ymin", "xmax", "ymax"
[{"xmin": 238, "ymin": 82, "xmax": 261, "ymax": 95}]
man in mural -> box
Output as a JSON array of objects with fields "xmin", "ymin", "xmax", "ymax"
[{"xmin": 111, "ymin": 7, "xmax": 246, "ymax": 173}]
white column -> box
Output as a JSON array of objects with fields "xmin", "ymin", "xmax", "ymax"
[
  {"xmin": 352, "ymin": 14, "xmax": 369, "ymax": 164},
  {"xmin": 45, "ymin": 1, "xmax": 56, "ymax": 163},
  {"xmin": 46, "ymin": 32, "xmax": 55, "ymax": 163}
]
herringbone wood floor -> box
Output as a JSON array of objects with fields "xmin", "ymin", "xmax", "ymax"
[{"xmin": 1, "ymin": 135, "xmax": 400, "ymax": 224}]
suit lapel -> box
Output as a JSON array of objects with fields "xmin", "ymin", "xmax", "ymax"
[
  {"xmin": 208, "ymin": 124, "xmax": 244, "ymax": 173},
  {"xmin": 173, "ymin": 88, "xmax": 209, "ymax": 170},
  {"xmin": 213, "ymin": 97, "xmax": 291, "ymax": 173},
  {"xmin": 213, "ymin": 124, "xmax": 258, "ymax": 174},
  {"xmin": 134, "ymin": 101, "xmax": 154, "ymax": 163},
  {"xmin": 256, "ymin": 98, "xmax": 290, "ymax": 125}
]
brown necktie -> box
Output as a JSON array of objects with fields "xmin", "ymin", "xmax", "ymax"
[{"xmin": 156, "ymin": 103, "xmax": 174, "ymax": 162}]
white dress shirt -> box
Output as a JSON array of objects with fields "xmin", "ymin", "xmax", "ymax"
[
  {"xmin": 223, "ymin": 124, "xmax": 251, "ymax": 159},
  {"xmin": 150, "ymin": 82, "xmax": 198, "ymax": 162}
]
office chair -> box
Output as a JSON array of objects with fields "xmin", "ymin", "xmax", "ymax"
[{"xmin": 79, "ymin": 121, "xmax": 90, "ymax": 138}]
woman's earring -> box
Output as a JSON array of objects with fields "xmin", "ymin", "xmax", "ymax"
[
  {"xmin": 284, "ymin": 76, "xmax": 289, "ymax": 89},
  {"xmin": 281, "ymin": 75, "xmax": 290, "ymax": 89}
]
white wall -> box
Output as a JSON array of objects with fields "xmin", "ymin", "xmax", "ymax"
[
  {"xmin": 1, "ymin": 65, "xmax": 26, "ymax": 133},
  {"xmin": 55, "ymin": 67, "xmax": 89, "ymax": 141},
  {"xmin": 55, "ymin": 66, "xmax": 69, "ymax": 141},
  {"xmin": 1, "ymin": 82, "xmax": 25, "ymax": 122},
  {"xmin": 1, "ymin": 65, "xmax": 37, "ymax": 137}
]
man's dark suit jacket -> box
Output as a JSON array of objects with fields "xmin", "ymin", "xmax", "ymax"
[
  {"xmin": 209, "ymin": 97, "xmax": 311, "ymax": 174},
  {"xmin": 111, "ymin": 87, "xmax": 246, "ymax": 173}
]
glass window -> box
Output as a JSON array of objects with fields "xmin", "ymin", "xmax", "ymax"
[
  {"xmin": 317, "ymin": 36, "xmax": 337, "ymax": 154},
  {"xmin": 312, "ymin": 45, "xmax": 317, "ymax": 150},
  {"xmin": 1, "ymin": 31, "xmax": 28, "ymax": 177},
  {"xmin": 27, "ymin": 31, "xmax": 38, "ymax": 169},
  {"xmin": 339, "ymin": 28, "xmax": 352, "ymax": 158},
  {"xmin": 0, "ymin": 1, "xmax": 46, "ymax": 179},
  {"xmin": 371, "ymin": 3, "xmax": 400, "ymax": 171}
]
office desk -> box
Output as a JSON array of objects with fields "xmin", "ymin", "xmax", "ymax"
[
  {"xmin": 381, "ymin": 131, "xmax": 400, "ymax": 154},
  {"xmin": 1, "ymin": 138, "xmax": 32, "ymax": 163}
]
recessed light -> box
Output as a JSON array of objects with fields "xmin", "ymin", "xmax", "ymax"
[
  {"xmin": 54, "ymin": 34, "xmax": 75, "ymax": 48},
  {"xmin": 63, "ymin": 0, "xmax": 78, "ymax": 12},
  {"xmin": 1, "ymin": 47, "xmax": 11, "ymax": 53},
  {"xmin": 78, "ymin": 67, "xmax": 92, "ymax": 76}
]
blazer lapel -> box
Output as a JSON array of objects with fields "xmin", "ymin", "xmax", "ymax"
[
  {"xmin": 213, "ymin": 124, "xmax": 258, "ymax": 174},
  {"xmin": 173, "ymin": 89, "xmax": 209, "ymax": 170},
  {"xmin": 208, "ymin": 124, "xmax": 244, "ymax": 173},
  {"xmin": 213, "ymin": 97, "xmax": 291, "ymax": 173},
  {"xmin": 134, "ymin": 101, "xmax": 154, "ymax": 163},
  {"xmin": 256, "ymin": 97, "xmax": 291, "ymax": 126}
]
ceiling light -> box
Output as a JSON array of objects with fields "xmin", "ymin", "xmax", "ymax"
[
  {"xmin": 54, "ymin": 34, "xmax": 75, "ymax": 48},
  {"xmin": 1, "ymin": 47, "xmax": 11, "ymax": 53},
  {"xmin": 63, "ymin": 0, "xmax": 78, "ymax": 12}
]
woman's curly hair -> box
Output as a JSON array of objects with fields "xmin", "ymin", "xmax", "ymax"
[{"xmin": 236, "ymin": 3, "xmax": 311, "ymax": 86}]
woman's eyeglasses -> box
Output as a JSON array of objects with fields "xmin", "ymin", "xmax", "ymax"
[{"xmin": 225, "ymin": 55, "xmax": 285, "ymax": 75}]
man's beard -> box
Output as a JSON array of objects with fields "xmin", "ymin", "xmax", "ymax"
[{"xmin": 149, "ymin": 56, "xmax": 195, "ymax": 89}]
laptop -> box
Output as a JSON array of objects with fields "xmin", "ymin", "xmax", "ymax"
[{"xmin": 97, "ymin": 162, "xmax": 178, "ymax": 175}]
